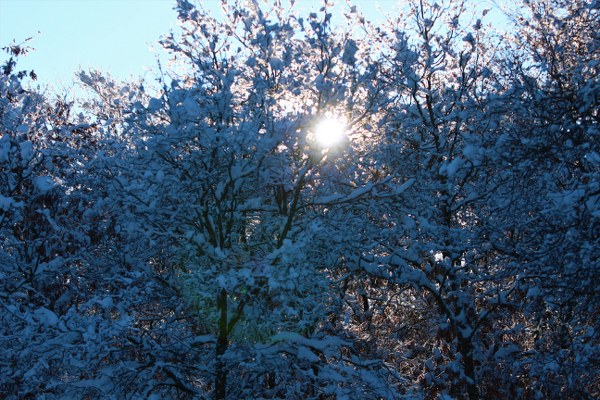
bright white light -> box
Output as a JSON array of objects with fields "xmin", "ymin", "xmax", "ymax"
[{"xmin": 314, "ymin": 117, "xmax": 346, "ymax": 147}]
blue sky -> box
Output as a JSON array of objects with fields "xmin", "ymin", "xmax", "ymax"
[
  {"xmin": 0, "ymin": 0, "xmax": 184, "ymax": 95},
  {"xmin": 0, "ymin": 0, "xmax": 503, "ymax": 96},
  {"xmin": 0, "ymin": 0, "xmax": 354, "ymax": 94}
]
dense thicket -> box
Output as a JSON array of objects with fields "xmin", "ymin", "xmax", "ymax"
[{"xmin": 1, "ymin": 0, "xmax": 598, "ymax": 399}]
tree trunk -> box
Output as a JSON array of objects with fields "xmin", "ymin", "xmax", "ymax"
[
  {"xmin": 215, "ymin": 289, "xmax": 228, "ymax": 400},
  {"xmin": 459, "ymin": 338, "xmax": 479, "ymax": 400}
]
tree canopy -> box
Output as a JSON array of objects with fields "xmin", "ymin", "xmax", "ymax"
[{"xmin": 1, "ymin": 0, "xmax": 598, "ymax": 399}]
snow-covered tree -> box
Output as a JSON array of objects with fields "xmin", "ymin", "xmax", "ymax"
[
  {"xmin": 110, "ymin": 0, "xmax": 408, "ymax": 398},
  {"xmin": 484, "ymin": 0, "xmax": 599, "ymax": 397},
  {"xmin": 0, "ymin": 42, "xmax": 108, "ymax": 398},
  {"xmin": 348, "ymin": 2, "xmax": 517, "ymax": 398},
  {"xmin": 0, "ymin": 42, "xmax": 168, "ymax": 399},
  {"xmin": 2, "ymin": 1, "xmax": 597, "ymax": 399}
]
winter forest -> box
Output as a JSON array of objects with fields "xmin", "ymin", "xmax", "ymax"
[{"xmin": 1, "ymin": 0, "xmax": 598, "ymax": 398}]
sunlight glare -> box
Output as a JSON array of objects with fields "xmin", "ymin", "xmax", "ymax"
[{"xmin": 314, "ymin": 117, "xmax": 347, "ymax": 148}]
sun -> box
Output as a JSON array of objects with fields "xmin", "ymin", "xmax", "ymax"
[{"xmin": 313, "ymin": 116, "xmax": 347, "ymax": 148}]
